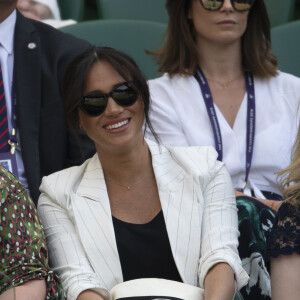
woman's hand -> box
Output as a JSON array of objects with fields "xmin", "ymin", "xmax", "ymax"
[
  {"xmin": 204, "ymin": 263, "xmax": 235, "ymax": 300},
  {"xmin": 234, "ymin": 190, "xmax": 282, "ymax": 211},
  {"xmin": 77, "ymin": 290, "xmax": 105, "ymax": 300}
]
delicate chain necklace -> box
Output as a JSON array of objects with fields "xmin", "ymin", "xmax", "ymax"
[
  {"xmin": 206, "ymin": 73, "xmax": 243, "ymax": 89},
  {"xmin": 105, "ymin": 173, "xmax": 153, "ymax": 190}
]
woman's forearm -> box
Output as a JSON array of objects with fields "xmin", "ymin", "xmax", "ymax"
[
  {"xmin": 0, "ymin": 279, "xmax": 47, "ymax": 300},
  {"xmin": 234, "ymin": 190, "xmax": 282, "ymax": 211},
  {"xmin": 204, "ymin": 263, "xmax": 235, "ymax": 300},
  {"xmin": 77, "ymin": 290, "xmax": 105, "ymax": 300},
  {"xmin": 271, "ymin": 253, "xmax": 300, "ymax": 300}
]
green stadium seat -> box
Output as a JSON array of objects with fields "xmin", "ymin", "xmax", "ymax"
[
  {"xmin": 60, "ymin": 19, "xmax": 167, "ymax": 79},
  {"xmin": 58, "ymin": 0, "xmax": 85, "ymax": 21},
  {"xmin": 96, "ymin": 0, "xmax": 168, "ymax": 23},
  {"xmin": 271, "ymin": 20, "xmax": 300, "ymax": 77},
  {"xmin": 265, "ymin": 0, "xmax": 295, "ymax": 27}
]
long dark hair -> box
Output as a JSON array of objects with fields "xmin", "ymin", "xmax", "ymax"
[
  {"xmin": 151, "ymin": 0, "xmax": 277, "ymax": 77},
  {"xmin": 64, "ymin": 46, "xmax": 159, "ymax": 143}
]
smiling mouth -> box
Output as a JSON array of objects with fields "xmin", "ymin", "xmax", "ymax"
[{"xmin": 104, "ymin": 119, "xmax": 129, "ymax": 130}]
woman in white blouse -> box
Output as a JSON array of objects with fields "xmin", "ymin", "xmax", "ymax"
[
  {"xmin": 146, "ymin": 0, "xmax": 300, "ymax": 299},
  {"xmin": 37, "ymin": 47, "xmax": 248, "ymax": 300}
]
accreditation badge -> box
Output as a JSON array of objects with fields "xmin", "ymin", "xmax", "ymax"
[{"xmin": 0, "ymin": 152, "xmax": 18, "ymax": 177}]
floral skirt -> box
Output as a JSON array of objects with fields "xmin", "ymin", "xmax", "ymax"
[{"xmin": 236, "ymin": 193, "xmax": 280, "ymax": 300}]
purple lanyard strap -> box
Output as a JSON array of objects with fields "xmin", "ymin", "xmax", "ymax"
[{"xmin": 194, "ymin": 67, "xmax": 255, "ymax": 192}]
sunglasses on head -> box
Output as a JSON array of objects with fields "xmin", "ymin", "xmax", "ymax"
[
  {"xmin": 199, "ymin": 0, "xmax": 255, "ymax": 12},
  {"xmin": 80, "ymin": 81, "xmax": 139, "ymax": 117}
]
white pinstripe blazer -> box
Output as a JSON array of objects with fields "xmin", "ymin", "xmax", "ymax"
[{"xmin": 38, "ymin": 139, "xmax": 248, "ymax": 300}]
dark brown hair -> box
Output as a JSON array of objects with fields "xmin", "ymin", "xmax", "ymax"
[
  {"xmin": 64, "ymin": 46, "xmax": 159, "ymax": 143},
  {"xmin": 152, "ymin": 0, "xmax": 277, "ymax": 78}
]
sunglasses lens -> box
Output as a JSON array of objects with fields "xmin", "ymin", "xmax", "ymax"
[
  {"xmin": 233, "ymin": 0, "xmax": 254, "ymax": 11},
  {"xmin": 112, "ymin": 83, "xmax": 138, "ymax": 106},
  {"xmin": 201, "ymin": 0, "xmax": 223, "ymax": 10},
  {"xmin": 82, "ymin": 94, "xmax": 107, "ymax": 116}
]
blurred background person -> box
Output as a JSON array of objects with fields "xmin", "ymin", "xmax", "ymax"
[
  {"xmin": 146, "ymin": 0, "xmax": 300, "ymax": 299},
  {"xmin": 17, "ymin": 0, "xmax": 60, "ymax": 20},
  {"xmin": 0, "ymin": 0, "xmax": 94, "ymax": 205}
]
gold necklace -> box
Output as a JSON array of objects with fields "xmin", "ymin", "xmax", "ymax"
[
  {"xmin": 105, "ymin": 173, "xmax": 153, "ymax": 190},
  {"xmin": 206, "ymin": 73, "xmax": 243, "ymax": 90}
]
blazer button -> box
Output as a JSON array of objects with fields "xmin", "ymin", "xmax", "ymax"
[{"xmin": 27, "ymin": 42, "xmax": 37, "ymax": 50}]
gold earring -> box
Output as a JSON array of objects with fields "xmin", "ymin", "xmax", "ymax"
[{"xmin": 79, "ymin": 123, "xmax": 84, "ymax": 131}]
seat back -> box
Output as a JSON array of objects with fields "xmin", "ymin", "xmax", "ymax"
[
  {"xmin": 58, "ymin": 0, "xmax": 85, "ymax": 21},
  {"xmin": 265, "ymin": 0, "xmax": 295, "ymax": 27},
  {"xmin": 96, "ymin": 0, "xmax": 168, "ymax": 23},
  {"xmin": 271, "ymin": 20, "xmax": 300, "ymax": 77},
  {"xmin": 60, "ymin": 19, "xmax": 167, "ymax": 79}
]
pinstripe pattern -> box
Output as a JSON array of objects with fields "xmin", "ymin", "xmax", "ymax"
[{"xmin": 38, "ymin": 139, "xmax": 249, "ymax": 300}]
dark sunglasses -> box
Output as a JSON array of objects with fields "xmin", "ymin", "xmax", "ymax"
[
  {"xmin": 80, "ymin": 81, "xmax": 139, "ymax": 117},
  {"xmin": 199, "ymin": 0, "xmax": 255, "ymax": 12}
]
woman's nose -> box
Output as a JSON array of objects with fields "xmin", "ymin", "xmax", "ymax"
[
  {"xmin": 104, "ymin": 97, "xmax": 123, "ymax": 115},
  {"xmin": 220, "ymin": 0, "xmax": 234, "ymax": 12}
]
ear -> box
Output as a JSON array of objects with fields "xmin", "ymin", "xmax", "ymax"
[{"xmin": 79, "ymin": 123, "xmax": 85, "ymax": 131}]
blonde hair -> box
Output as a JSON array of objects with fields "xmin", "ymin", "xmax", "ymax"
[{"xmin": 278, "ymin": 124, "xmax": 300, "ymax": 210}]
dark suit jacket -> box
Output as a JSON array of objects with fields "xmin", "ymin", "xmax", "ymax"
[{"xmin": 13, "ymin": 11, "xmax": 95, "ymax": 204}]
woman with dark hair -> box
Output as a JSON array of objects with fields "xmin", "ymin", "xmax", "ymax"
[
  {"xmin": 267, "ymin": 127, "xmax": 300, "ymax": 300},
  {"xmin": 37, "ymin": 46, "xmax": 248, "ymax": 300},
  {"xmin": 145, "ymin": 0, "xmax": 300, "ymax": 299}
]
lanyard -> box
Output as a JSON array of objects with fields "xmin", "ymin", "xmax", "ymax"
[
  {"xmin": 8, "ymin": 78, "xmax": 18, "ymax": 155},
  {"xmin": 194, "ymin": 67, "xmax": 255, "ymax": 192}
]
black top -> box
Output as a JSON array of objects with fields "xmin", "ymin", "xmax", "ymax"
[
  {"xmin": 268, "ymin": 201, "xmax": 300, "ymax": 258},
  {"xmin": 112, "ymin": 210, "xmax": 182, "ymax": 282}
]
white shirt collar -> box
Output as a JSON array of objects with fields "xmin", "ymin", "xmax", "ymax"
[{"xmin": 0, "ymin": 9, "xmax": 16, "ymax": 55}]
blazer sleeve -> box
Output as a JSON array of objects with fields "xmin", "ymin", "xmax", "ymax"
[
  {"xmin": 197, "ymin": 156, "xmax": 249, "ymax": 290},
  {"xmin": 38, "ymin": 176, "xmax": 110, "ymax": 300}
]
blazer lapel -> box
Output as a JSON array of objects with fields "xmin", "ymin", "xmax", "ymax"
[
  {"xmin": 148, "ymin": 140, "xmax": 201, "ymax": 286},
  {"xmin": 14, "ymin": 12, "xmax": 41, "ymax": 200},
  {"xmin": 71, "ymin": 154, "xmax": 123, "ymax": 290}
]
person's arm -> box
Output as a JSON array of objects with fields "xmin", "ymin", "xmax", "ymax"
[
  {"xmin": 0, "ymin": 167, "xmax": 59, "ymax": 299},
  {"xmin": 78, "ymin": 290, "xmax": 105, "ymax": 300},
  {"xmin": 15, "ymin": 280, "xmax": 46, "ymax": 300},
  {"xmin": 234, "ymin": 190, "xmax": 282, "ymax": 211},
  {"xmin": 38, "ymin": 177, "xmax": 109, "ymax": 300},
  {"xmin": 0, "ymin": 280, "xmax": 46, "ymax": 300},
  {"xmin": 271, "ymin": 253, "xmax": 300, "ymax": 300},
  {"xmin": 198, "ymin": 155, "xmax": 248, "ymax": 297},
  {"xmin": 204, "ymin": 263, "xmax": 235, "ymax": 300}
]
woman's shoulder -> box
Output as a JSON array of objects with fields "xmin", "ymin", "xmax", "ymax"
[
  {"xmin": 38, "ymin": 154, "xmax": 98, "ymax": 201},
  {"xmin": 147, "ymin": 139, "xmax": 224, "ymax": 177},
  {"xmin": 149, "ymin": 73, "xmax": 195, "ymax": 91},
  {"xmin": 256, "ymin": 71, "xmax": 300, "ymax": 93}
]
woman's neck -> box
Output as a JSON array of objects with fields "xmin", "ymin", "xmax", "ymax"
[
  {"xmin": 98, "ymin": 138, "xmax": 153, "ymax": 186},
  {"xmin": 197, "ymin": 39, "xmax": 243, "ymax": 81}
]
